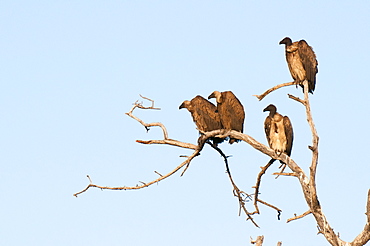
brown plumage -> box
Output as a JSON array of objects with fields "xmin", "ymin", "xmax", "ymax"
[
  {"xmin": 279, "ymin": 37, "xmax": 318, "ymax": 94},
  {"xmin": 263, "ymin": 104, "xmax": 293, "ymax": 163},
  {"xmin": 208, "ymin": 91, "xmax": 245, "ymax": 144},
  {"xmin": 179, "ymin": 95, "xmax": 224, "ymax": 145}
]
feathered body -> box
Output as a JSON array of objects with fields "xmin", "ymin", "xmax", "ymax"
[
  {"xmin": 179, "ymin": 95, "xmax": 224, "ymax": 145},
  {"xmin": 263, "ymin": 104, "xmax": 293, "ymax": 162},
  {"xmin": 208, "ymin": 91, "xmax": 245, "ymax": 144},
  {"xmin": 279, "ymin": 37, "xmax": 318, "ymax": 94}
]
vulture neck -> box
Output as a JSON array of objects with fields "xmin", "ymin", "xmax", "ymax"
[
  {"xmin": 269, "ymin": 109, "xmax": 276, "ymax": 118},
  {"xmin": 216, "ymin": 94, "xmax": 222, "ymax": 104}
]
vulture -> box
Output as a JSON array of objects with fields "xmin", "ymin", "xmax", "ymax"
[
  {"xmin": 263, "ymin": 104, "xmax": 293, "ymax": 163},
  {"xmin": 279, "ymin": 37, "xmax": 318, "ymax": 94},
  {"xmin": 179, "ymin": 95, "xmax": 224, "ymax": 146},
  {"xmin": 208, "ymin": 91, "xmax": 245, "ymax": 144}
]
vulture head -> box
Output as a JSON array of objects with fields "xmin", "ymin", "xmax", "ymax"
[
  {"xmin": 263, "ymin": 104, "xmax": 277, "ymax": 117},
  {"xmin": 279, "ymin": 37, "xmax": 292, "ymax": 46},
  {"xmin": 208, "ymin": 91, "xmax": 222, "ymax": 104},
  {"xmin": 179, "ymin": 100, "xmax": 191, "ymax": 110}
]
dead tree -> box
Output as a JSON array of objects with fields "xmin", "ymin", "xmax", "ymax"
[{"xmin": 74, "ymin": 83, "xmax": 370, "ymax": 246}]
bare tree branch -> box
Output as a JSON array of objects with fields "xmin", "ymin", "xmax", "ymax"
[
  {"xmin": 272, "ymin": 172, "xmax": 297, "ymax": 177},
  {"xmin": 125, "ymin": 95, "xmax": 168, "ymax": 139},
  {"xmin": 209, "ymin": 143, "xmax": 259, "ymax": 228},
  {"xmin": 74, "ymin": 135, "xmax": 208, "ymax": 197},
  {"xmin": 288, "ymin": 94, "xmax": 306, "ymax": 105},
  {"xmin": 251, "ymin": 159, "xmax": 282, "ymax": 218},
  {"xmin": 136, "ymin": 139, "xmax": 197, "ymax": 150},
  {"xmin": 251, "ymin": 235, "xmax": 264, "ymax": 246},
  {"xmin": 254, "ymin": 81, "xmax": 370, "ymax": 245},
  {"xmin": 287, "ymin": 210, "xmax": 312, "ymax": 223},
  {"xmin": 350, "ymin": 189, "xmax": 370, "ymax": 245},
  {"xmin": 74, "ymin": 90, "xmax": 370, "ymax": 245},
  {"xmin": 253, "ymin": 81, "xmax": 296, "ymax": 101}
]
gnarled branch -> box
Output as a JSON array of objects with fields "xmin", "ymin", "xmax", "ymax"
[{"xmin": 125, "ymin": 95, "xmax": 168, "ymax": 139}]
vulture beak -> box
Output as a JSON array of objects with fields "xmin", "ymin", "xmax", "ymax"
[
  {"xmin": 208, "ymin": 92, "xmax": 215, "ymax": 100},
  {"xmin": 179, "ymin": 102, "xmax": 185, "ymax": 109},
  {"xmin": 263, "ymin": 106, "xmax": 269, "ymax": 112}
]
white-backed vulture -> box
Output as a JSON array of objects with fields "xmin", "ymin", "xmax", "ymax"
[
  {"xmin": 279, "ymin": 37, "xmax": 318, "ymax": 94},
  {"xmin": 208, "ymin": 91, "xmax": 245, "ymax": 144},
  {"xmin": 179, "ymin": 95, "xmax": 224, "ymax": 146},
  {"xmin": 263, "ymin": 104, "xmax": 293, "ymax": 163}
]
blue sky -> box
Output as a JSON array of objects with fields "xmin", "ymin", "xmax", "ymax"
[{"xmin": 1, "ymin": 1, "xmax": 370, "ymax": 245}]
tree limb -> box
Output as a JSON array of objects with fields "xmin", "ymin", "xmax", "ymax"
[
  {"xmin": 74, "ymin": 135, "xmax": 208, "ymax": 197},
  {"xmin": 253, "ymin": 81, "xmax": 296, "ymax": 101},
  {"xmin": 350, "ymin": 189, "xmax": 370, "ymax": 245},
  {"xmin": 136, "ymin": 139, "xmax": 197, "ymax": 150}
]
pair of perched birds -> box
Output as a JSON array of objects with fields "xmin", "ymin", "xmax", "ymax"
[
  {"xmin": 179, "ymin": 37, "xmax": 318, "ymax": 161},
  {"xmin": 179, "ymin": 92, "xmax": 292, "ymax": 159}
]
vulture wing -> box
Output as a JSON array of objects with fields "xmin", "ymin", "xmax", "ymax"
[
  {"xmin": 192, "ymin": 96, "xmax": 222, "ymax": 132},
  {"xmin": 298, "ymin": 40, "xmax": 318, "ymax": 93},
  {"xmin": 264, "ymin": 116, "xmax": 272, "ymax": 148},
  {"xmin": 283, "ymin": 116, "xmax": 294, "ymax": 156},
  {"xmin": 222, "ymin": 91, "xmax": 245, "ymax": 133}
]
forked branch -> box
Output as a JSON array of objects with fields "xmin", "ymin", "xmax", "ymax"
[
  {"xmin": 209, "ymin": 143, "xmax": 259, "ymax": 228},
  {"xmin": 125, "ymin": 95, "xmax": 168, "ymax": 139},
  {"xmin": 251, "ymin": 159, "xmax": 282, "ymax": 218},
  {"xmin": 255, "ymin": 81, "xmax": 370, "ymax": 245}
]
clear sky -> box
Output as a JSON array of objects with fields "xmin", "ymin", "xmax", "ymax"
[{"xmin": 1, "ymin": 1, "xmax": 370, "ymax": 245}]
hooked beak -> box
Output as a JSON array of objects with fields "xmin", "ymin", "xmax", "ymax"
[{"xmin": 208, "ymin": 93, "xmax": 215, "ymax": 100}]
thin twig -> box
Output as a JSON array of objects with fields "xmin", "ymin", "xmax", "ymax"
[
  {"xmin": 139, "ymin": 94, "xmax": 160, "ymax": 109},
  {"xmin": 125, "ymin": 95, "xmax": 168, "ymax": 139},
  {"xmin": 287, "ymin": 210, "xmax": 312, "ymax": 223},
  {"xmin": 209, "ymin": 143, "xmax": 259, "ymax": 228},
  {"xmin": 251, "ymin": 159, "xmax": 275, "ymax": 215},
  {"xmin": 256, "ymin": 198, "xmax": 282, "ymax": 219},
  {"xmin": 275, "ymin": 163, "xmax": 287, "ymax": 179},
  {"xmin": 288, "ymin": 94, "xmax": 306, "ymax": 105}
]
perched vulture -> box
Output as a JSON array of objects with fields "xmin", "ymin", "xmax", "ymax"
[
  {"xmin": 263, "ymin": 104, "xmax": 293, "ymax": 163},
  {"xmin": 279, "ymin": 37, "xmax": 318, "ymax": 94},
  {"xmin": 208, "ymin": 91, "xmax": 245, "ymax": 144},
  {"xmin": 179, "ymin": 95, "xmax": 224, "ymax": 146}
]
